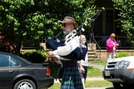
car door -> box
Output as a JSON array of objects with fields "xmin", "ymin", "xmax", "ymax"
[
  {"xmin": 0, "ymin": 54, "xmax": 10, "ymax": 89},
  {"xmin": 0, "ymin": 54, "xmax": 19, "ymax": 89},
  {"xmin": 6, "ymin": 56, "xmax": 19, "ymax": 86}
]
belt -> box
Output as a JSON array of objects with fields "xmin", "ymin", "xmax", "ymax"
[{"xmin": 62, "ymin": 61, "xmax": 78, "ymax": 67}]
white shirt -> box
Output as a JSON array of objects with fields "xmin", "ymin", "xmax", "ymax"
[
  {"xmin": 81, "ymin": 53, "xmax": 88, "ymax": 66},
  {"xmin": 53, "ymin": 30, "xmax": 80, "ymax": 60}
]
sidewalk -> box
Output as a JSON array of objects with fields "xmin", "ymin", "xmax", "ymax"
[{"xmin": 54, "ymin": 77, "xmax": 104, "ymax": 83}]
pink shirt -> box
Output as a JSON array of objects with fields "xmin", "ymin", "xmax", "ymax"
[{"xmin": 106, "ymin": 38, "xmax": 118, "ymax": 52}]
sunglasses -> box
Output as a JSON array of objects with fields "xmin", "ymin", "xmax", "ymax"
[{"xmin": 62, "ymin": 23, "xmax": 66, "ymax": 27}]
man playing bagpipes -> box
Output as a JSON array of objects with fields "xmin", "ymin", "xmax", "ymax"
[{"xmin": 47, "ymin": 16, "xmax": 84, "ymax": 89}]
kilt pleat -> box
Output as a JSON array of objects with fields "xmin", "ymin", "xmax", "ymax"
[{"xmin": 60, "ymin": 66, "xmax": 84, "ymax": 89}]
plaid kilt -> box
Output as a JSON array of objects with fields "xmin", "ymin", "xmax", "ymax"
[{"xmin": 60, "ymin": 66, "xmax": 84, "ymax": 89}]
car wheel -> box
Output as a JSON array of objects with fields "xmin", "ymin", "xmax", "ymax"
[
  {"xmin": 13, "ymin": 79, "xmax": 36, "ymax": 89},
  {"xmin": 113, "ymin": 83, "xmax": 129, "ymax": 89}
]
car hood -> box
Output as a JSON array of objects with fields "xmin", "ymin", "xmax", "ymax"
[{"xmin": 108, "ymin": 56, "xmax": 134, "ymax": 62}]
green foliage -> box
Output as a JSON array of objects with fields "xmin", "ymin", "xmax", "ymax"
[
  {"xmin": 112, "ymin": 0, "xmax": 134, "ymax": 44},
  {"xmin": 0, "ymin": 0, "xmax": 97, "ymax": 54},
  {"xmin": 22, "ymin": 50, "xmax": 48, "ymax": 63},
  {"xmin": 116, "ymin": 52, "xmax": 130, "ymax": 58}
]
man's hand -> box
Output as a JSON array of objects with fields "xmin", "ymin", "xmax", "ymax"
[
  {"xmin": 49, "ymin": 57, "xmax": 58, "ymax": 63},
  {"xmin": 80, "ymin": 67, "xmax": 85, "ymax": 73},
  {"xmin": 47, "ymin": 51, "xmax": 58, "ymax": 62},
  {"xmin": 47, "ymin": 51, "xmax": 54, "ymax": 57}
]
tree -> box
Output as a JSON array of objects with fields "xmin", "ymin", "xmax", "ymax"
[
  {"xmin": 112, "ymin": 0, "xmax": 134, "ymax": 43},
  {"xmin": 0, "ymin": 0, "xmax": 97, "ymax": 55}
]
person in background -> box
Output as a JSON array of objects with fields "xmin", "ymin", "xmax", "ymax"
[
  {"xmin": 106, "ymin": 33, "xmax": 119, "ymax": 61},
  {"xmin": 48, "ymin": 16, "xmax": 84, "ymax": 89},
  {"xmin": 78, "ymin": 35, "xmax": 88, "ymax": 89}
]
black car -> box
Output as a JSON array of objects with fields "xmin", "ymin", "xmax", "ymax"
[{"xmin": 0, "ymin": 52, "xmax": 54, "ymax": 89}]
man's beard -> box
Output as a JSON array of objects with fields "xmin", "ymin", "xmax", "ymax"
[{"xmin": 63, "ymin": 28, "xmax": 71, "ymax": 34}]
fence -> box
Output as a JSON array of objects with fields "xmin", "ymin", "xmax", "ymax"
[
  {"xmin": 22, "ymin": 36, "xmax": 134, "ymax": 50},
  {"xmin": 89, "ymin": 36, "xmax": 134, "ymax": 50}
]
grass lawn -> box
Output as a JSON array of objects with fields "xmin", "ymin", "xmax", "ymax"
[
  {"xmin": 87, "ymin": 66, "xmax": 103, "ymax": 77},
  {"xmin": 88, "ymin": 60, "xmax": 106, "ymax": 77},
  {"xmin": 90, "ymin": 60, "xmax": 107, "ymax": 65},
  {"xmin": 85, "ymin": 80, "xmax": 112, "ymax": 87}
]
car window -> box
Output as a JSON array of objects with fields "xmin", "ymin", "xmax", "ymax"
[
  {"xmin": 0, "ymin": 54, "xmax": 19, "ymax": 67},
  {"xmin": 9, "ymin": 56, "xmax": 19, "ymax": 67},
  {"xmin": 0, "ymin": 54, "xmax": 9, "ymax": 67},
  {"xmin": 16, "ymin": 55, "xmax": 32, "ymax": 64}
]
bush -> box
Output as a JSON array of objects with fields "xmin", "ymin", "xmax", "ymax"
[
  {"xmin": 48, "ymin": 62, "xmax": 61, "ymax": 78},
  {"xmin": 22, "ymin": 50, "xmax": 48, "ymax": 63},
  {"xmin": 116, "ymin": 52, "xmax": 130, "ymax": 58}
]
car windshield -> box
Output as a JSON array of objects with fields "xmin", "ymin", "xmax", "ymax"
[{"xmin": 16, "ymin": 55, "xmax": 32, "ymax": 64}]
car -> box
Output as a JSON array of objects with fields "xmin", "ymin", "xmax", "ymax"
[
  {"xmin": 103, "ymin": 56, "xmax": 134, "ymax": 89},
  {"xmin": 0, "ymin": 52, "xmax": 54, "ymax": 89}
]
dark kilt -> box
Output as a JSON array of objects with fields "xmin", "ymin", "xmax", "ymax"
[{"xmin": 60, "ymin": 65, "xmax": 84, "ymax": 89}]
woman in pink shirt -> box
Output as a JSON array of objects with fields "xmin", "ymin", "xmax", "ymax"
[{"xmin": 106, "ymin": 33, "xmax": 119, "ymax": 61}]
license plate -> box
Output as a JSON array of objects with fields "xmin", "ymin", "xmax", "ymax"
[{"xmin": 105, "ymin": 71, "xmax": 110, "ymax": 76}]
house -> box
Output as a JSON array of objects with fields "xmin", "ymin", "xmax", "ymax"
[
  {"xmin": 84, "ymin": 0, "xmax": 134, "ymax": 61},
  {"xmin": 84, "ymin": 0, "xmax": 133, "ymax": 50}
]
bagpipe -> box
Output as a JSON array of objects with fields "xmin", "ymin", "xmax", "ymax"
[{"xmin": 46, "ymin": 7, "xmax": 105, "ymax": 60}]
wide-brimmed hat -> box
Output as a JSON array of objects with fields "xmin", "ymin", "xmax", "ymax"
[{"xmin": 58, "ymin": 16, "xmax": 78, "ymax": 28}]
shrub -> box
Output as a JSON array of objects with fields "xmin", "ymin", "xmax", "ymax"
[
  {"xmin": 48, "ymin": 62, "xmax": 61, "ymax": 78},
  {"xmin": 22, "ymin": 50, "xmax": 48, "ymax": 63},
  {"xmin": 116, "ymin": 52, "xmax": 130, "ymax": 58}
]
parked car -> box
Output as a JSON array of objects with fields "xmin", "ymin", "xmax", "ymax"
[
  {"xmin": 0, "ymin": 52, "xmax": 54, "ymax": 89},
  {"xmin": 103, "ymin": 56, "xmax": 134, "ymax": 89}
]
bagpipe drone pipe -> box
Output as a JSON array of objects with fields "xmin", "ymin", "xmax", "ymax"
[{"xmin": 46, "ymin": 7, "xmax": 105, "ymax": 60}]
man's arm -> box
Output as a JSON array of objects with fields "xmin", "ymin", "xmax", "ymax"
[
  {"xmin": 53, "ymin": 36, "xmax": 79, "ymax": 56},
  {"xmin": 78, "ymin": 60, "xmax": 85, "ymax": 73}
]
